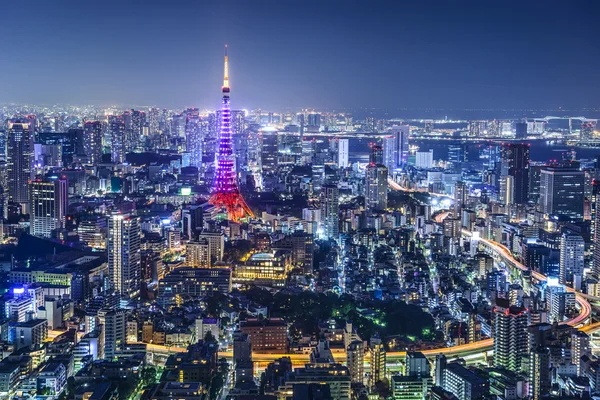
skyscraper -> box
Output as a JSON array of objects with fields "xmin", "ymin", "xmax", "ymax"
[
  {"xmin": 559, "ymin": 230, "xmax": 585, "ymax": 288},
  {"xmin": 539, "ymin": 167, "xmax": 584, "ymax": 221},
  {"xmin": 7, "ymin": 119, "xmax": 34, "ymax": 209},
  {"xmin": 500, "ymin": 143, "xmax": 530, "ymax": 204},
  {"xmin": 29, "ymin": 178, "xmax": 68, "ymax": 238},
  {"xmin": 209, "ymin": 46, "xmax": 254, "ymax": 222},
  {"xmin": 493, "ymin": 298, "xmax": 528, "ymax": 373},
  {"xmin": 109, "ymin": 116, "xmax": 126, "ymax": 164},
  {"xmin": 454, "ymin": 181, "xmax": 467, "ymax": 215},
  {"xmin": 320, "ymin": 184, "xmax": 339, "ymax": 239},
  {"xmin": 388, "ymin": 125, "xmax": 409, "ymax": 170},
  {"xmin": 260, "ymin": 129, "xmax": 278, "ymax": 174},
  {"xmin": 365, "ymin": 164, "xmax": 388, "ymax": 211},
  {"xmin": 107, "ymin": 213, "xmax": 141, "ymax": 299},
  {"xmin": 337, "ymin": 138, "xmax": 349, "ymax": 168},
  {"xmin": 185, "ymin": 109, "xmax": 204, "ymax": 168},
  {"xmin": 83, "ymin": 121, "xmax": 103, "ymax": 165}
]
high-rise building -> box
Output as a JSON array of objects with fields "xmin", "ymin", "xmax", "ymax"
[
  {"xmin": 83, "ymin": 121, "xmax": 103, "ymax": 165},
  {"xmin": 500, "ymin": 143, "xmax": 529, "ymax": 204},
  {"xmin": 186, "ymin": 239, "xmax": 211, "ymax": 268},
  {"xmin": 109, "ymin": 116, "xmax": 126, "ymax": 164},
  {"xmin": 493, "ymin": 298, "xmax": 528, "ymax": 373},
  {"xmin": 369, "ymin": 338, "xmax": 386, "ymax": 389},
  {"xmin": 346, "ymin": 340, "xmax": 364, "ymax": 384},
  {"xmin": 594, "ymin": 197, "xmax": 600, "ymax": 278},
  {"xmin": 388, "ymin": 125, "xmax": 409, "ymax": 170},
  {"xmin": 320, "ymin": 184, "xmax": 339, "ymax": 239},
  {"xmin": 29, "ymin": 178, "xmax": 68, "ymax": 238},
  {"xmin": 572, "ymin": 330, "xmax": 590, "ymax": 376},
  {"xmin": 337, "ymin": 138, "xmax": 349, "ymax": 168},
  {"xmin": 539, "ymin": 167, "xmax": 584, "ymax": 221},
  {"xmin": 7, "ymin": 119, "xmax": 34, "ymax": 208},
  {"xmin": 530, "ymin": 346, "xmax": 551, "ymax": 400},
  {"xmin": 365, "ymin": 164, "xmax": 388, "ymax": 211},
  {"xmin": 185, "ymin": 110, "xmax": 205, "ymax": 168},
  {"xmin": 107, "ymin": 213, "xmax": 141, "ymax": 299},
  {"xmin": 515, "ymin": 121, "xmax": 528, "ymax": 139},
  {"xmin": 454, "ymin": 181, "xmax": 467, "ymax": 215},
  {"xmin": 260, "ymin": 129, "xmax": 278, "ymax": 174},
  {"xmin": 559, "ymin": 230, "xmax": 585, "ymax": 288},
  {"xmin": 99, "ymin": 308, "xmax": 127, "ymax": 360}
]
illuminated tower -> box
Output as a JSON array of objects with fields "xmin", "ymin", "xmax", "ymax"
[{"xmin": 209, "ymin": 46, "xmax": 254, "ymax": 222}]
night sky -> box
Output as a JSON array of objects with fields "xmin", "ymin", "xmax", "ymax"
[{"xmin": 1, "ymin": 0, "xmax": 599, "ymax": 111}]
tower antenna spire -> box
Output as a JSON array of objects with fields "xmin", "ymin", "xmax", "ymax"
[{"xmin": 223, "ymin": 44, "xmax": 229, "ymax": 89}]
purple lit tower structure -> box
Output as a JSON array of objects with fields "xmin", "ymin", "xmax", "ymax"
[{"xmin": 209, "ymin": 46, "xmax": 254, "ymax": 222}]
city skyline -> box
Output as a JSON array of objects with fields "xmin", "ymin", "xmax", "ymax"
[{"xmin": 1, "ymin": 1, "xmax": 599, "ymax": 110}]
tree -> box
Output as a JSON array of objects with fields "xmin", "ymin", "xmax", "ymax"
[{"xmin": 142, "ymin": 366, "xmax": 157, "ymax": 385}]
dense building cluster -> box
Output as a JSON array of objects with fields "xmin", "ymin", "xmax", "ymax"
[{"xmin": 0, "ymin": 53, "xmax": 599, "ymax": 400}]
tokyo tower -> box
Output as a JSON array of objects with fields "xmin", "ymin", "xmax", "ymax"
[{"xmin": 209, "ymin": 46, "xmax": 254, "ymax": 222}]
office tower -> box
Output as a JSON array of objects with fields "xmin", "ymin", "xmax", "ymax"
[
  {"xmin": 448, "ymin": 143, "xmax": 465, "ymax": 167},
  {"xmin": 370, "ymin": 144, "xmax": 384, "ymax": 165},
  {"xmin": 130, "ymin": 109, "xmax": 146, "ymax": 150},
  {"xmin": 186, "ymin": 239, "xmax": 211, "ymax": 268},
  {"xmin": 337, "ymin": 138, "xmax": 349, "ymax": 168},
  {"xmin": 29, "ymin": 178, "xmax": 68, "ymax": 238},
  {"xmin": 415, "ymin": 149, "xmax": 434, "ymax": 169},
  {"xmin": 454, "ymin": 181, "xmax": 467, "ymax": 215},
  {"xmin": 171, "ymin": 113, "xmax": 186, "ymax": 138},
  {"xmin": 560, "ymin": 231, "xmax": 585, "ymax": 288},
  {"xmin": 539, "ymin": 167, "xmax": 585, "ymax": 221},
  {"xmin": 346, "ymin": 340, "xmax": 364, "ymax": 384},
  {"xmin": 209, "ymin": 46, "xmax": 254, "ymax": 222},
  {"xmin": 107, "ymin": 213, "xmax": 141, "ymax": 299},
  {"xmin": 185, "ymin": 110, "xmax": 204, "ymax": 168},
  {"xmin": 406, "ymin": 351, "xmax": 430, "ymax": 377},
  {"xmin": 307, "ymin": 113, "xmax": 321, "ymax": 128},
  {"xmin": 260, "ymin": 129, "xmax": 278, "ymax": 174},
  {"xmin": 320, "ymin": 184, "xmax": 339, "ymax": 239},
  {"xmin": 388, "ymin": 125, "xmax": 409, "ymax": 170},
  {"xmin": 364, "ymin": 164, "xmax": 388, "ymax": 211},
  {"xmin": 148, "ymin": 107, "xmax": 160, "ymax": 136},
  {"xmin": 7, "ymin": 119, "xmax": 34, "ymax": 208},
  {"xmin": 99, "ymin": 308, "xmax": 127, "ymax": 360},
  {"xmin": 83, "ymin": 121, "xmax": 103, "ymax": 165},
  {"xmin": 493, "ymin": 298, "xmax": 528, "ymax": 373},
  {"xmin": 369, "ymin": 338, "xmax": 386, "ymax": 389},
  {"xmin": 109, "ymin": 115, "xmax": 125, "ymax": 164},
  {"xmin": 515, "ymin": 121, "xmax": 527, "ymax": 139},
  {"xmin": 500, "ymin": 143, "xmax": 529, "ymax": 204}
]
